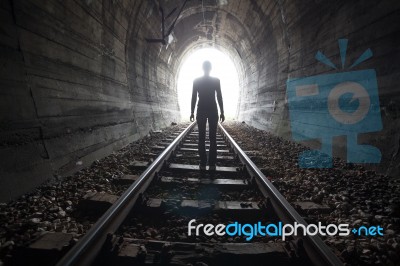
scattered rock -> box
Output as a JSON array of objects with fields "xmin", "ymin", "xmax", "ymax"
[
  {"xmin": 386, "ymin": 229, "xmax": 395, "ymax": 235},
  {"xmin": 58, "ymin": 210, "xmax": 66, "ymax": 218},
  {"xmin": 30, "ymin": 218, "xmax": 41, "ymax": 224}
]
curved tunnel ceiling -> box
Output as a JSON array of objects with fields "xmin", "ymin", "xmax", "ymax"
[{"xmin": 128, "ymin": 0, "xmax": 284, "ymax": 130}]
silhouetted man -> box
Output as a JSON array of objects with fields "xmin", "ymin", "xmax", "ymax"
[{"xmin": 190, "ymin": 61, "xmax": 225, "ymax": 171}]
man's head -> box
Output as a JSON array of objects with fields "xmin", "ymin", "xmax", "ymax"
[{"xmin": 202, "ymin": 61, "xmax": 211, "ymax": 76}]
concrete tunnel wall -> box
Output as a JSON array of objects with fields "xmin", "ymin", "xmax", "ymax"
[{"xmin": 0, "ymin": 0, "xmax": 399, "ymax": 201}]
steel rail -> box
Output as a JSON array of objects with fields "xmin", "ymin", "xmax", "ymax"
[
  {"xmin": 218, "ymin": 123, "xmax": 343, "ymax": 266},
  {"xmin": 56, "ymin": 122, "xmax": 196, "ymax": 266}
]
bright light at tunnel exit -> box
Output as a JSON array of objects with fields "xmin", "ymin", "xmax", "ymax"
[{"xmin": 177, "ymin": 48, "xmax": 240, "ymax": 121}]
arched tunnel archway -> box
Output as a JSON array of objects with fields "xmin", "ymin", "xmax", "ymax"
[
  {"xmin": 126, "ymin": 0, "xmax": 284, "ymax": 131},
  {"xmin": 1, "ymin": 0, "xmax": 399, "ymax": 201}
]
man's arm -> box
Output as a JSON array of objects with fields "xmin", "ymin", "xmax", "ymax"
[
  {"xmin": 191, "ymin": 81, "xmax": 197, "ymax": 120},
  {"xmin": 216, "ymin": 79, "xmax": 224, "ymax": 114},
  {"xmin": 216, "ymin": 79, "xmax": 225, "ymax": 122}
]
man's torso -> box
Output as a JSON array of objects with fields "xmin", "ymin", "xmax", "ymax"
[{"xmin": 194, "ymin": 76, "xmax": 219, "ymax": 115}]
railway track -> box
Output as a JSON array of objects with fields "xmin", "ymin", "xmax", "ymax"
[{"xmin": 16, "ymin": 122, "xmax": 343, "ymax": 266}]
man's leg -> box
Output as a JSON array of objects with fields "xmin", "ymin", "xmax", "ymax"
[
  {"xmin": 197, "ymin": 114, "xmax": 207, "ymax": 167},
  {"xmin": 208, "ymin": 113, "xmax": 219, "ymax": 167}
]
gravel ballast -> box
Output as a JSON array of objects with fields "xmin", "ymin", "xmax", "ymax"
[
  {"xmin": 223, "ymin": 121, "xmax": 400, "ymax": 266},
  {"xmin": 0, "ymin": 123, "xmax": 187, "ymax": 263},
  {"xmin": 0, "ymin": 121, "xmax": 399, "ymax": 265}
]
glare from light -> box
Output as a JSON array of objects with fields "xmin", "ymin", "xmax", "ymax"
[{"xmin": 177, "ymin": 48, "xmax": 240, "ymax": 121}]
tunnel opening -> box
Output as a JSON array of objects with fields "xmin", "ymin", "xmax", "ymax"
[{"xmin": 176, "ymin": 47, "xmax": 240, "ymax": 121}]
